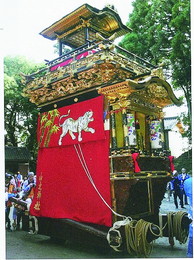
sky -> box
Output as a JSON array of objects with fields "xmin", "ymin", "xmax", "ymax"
[{"xmin": 1, "ymin": 0, "xmax": 133, "ymax": 63}]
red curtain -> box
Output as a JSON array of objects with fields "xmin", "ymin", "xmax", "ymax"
[{"xmin": 30, "ymin": 96, "xmax": 112, "ymax": 227}]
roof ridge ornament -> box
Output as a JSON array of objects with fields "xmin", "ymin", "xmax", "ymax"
[{"xmin": 104, "ymin": 4, "xmax": 118, "ymax": 13}]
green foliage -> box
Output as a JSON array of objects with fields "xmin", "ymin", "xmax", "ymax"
[
  {"xmin": 170, "ymin": 1, "xmax": 191, "ymax": 118},
  {"xmin": 174, "ymin": 149, "xmax": 192, "ymax": 175},
  {"xmin": 120, "ymin": 0, "xmax": 174, "ymax": 65},
  {"xmin": 120, "ymin": 0, "xmax": 191, "ymax": 139},
  {"xmin": 180, "ymin": 113, "xmax": 192, "ymax": 140},
  {"xmin": 4, "ymin": 56, "xmax": 44, "ymax": 159}
]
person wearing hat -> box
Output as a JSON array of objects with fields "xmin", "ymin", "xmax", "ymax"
[{"xmin": 178, "ymin": 168, "xmax": 190, "ymax": 206}]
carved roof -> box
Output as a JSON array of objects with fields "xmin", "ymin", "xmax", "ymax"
[
  {"xmin": 23, "ymin": 5, "xmax": 181, "ymax": 113},
  {"xmin": 40, "ymin": 4, "xmax": 131, "ymax": 48},
  {"xmin": 98, "ymin": 76, "xmax": 182, "ymax": 108}
]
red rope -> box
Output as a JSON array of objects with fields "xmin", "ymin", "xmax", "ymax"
[{"xmin": 132, "ymin": 153, "xmax": 141, "ymax": 173}]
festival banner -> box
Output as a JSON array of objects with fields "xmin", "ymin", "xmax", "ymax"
[
  {"xmin": 30, "ymin": 96, "xmax": 112, "ymax": 227},
  {"xmin": 37, "ymin": 96, "xmax": 105, "ymax": 148}
]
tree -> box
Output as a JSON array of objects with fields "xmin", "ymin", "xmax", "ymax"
[
  {"xmin": 170, "ymin": 1, "xmax": 191, "ymax": 135},
  {"xmin": 4, "ymin": 56, "xmax": 44, "ymax": 158},
  {"xmin": 119, "ymin": 0, "xmax": 191, "ymax": 137},
  {"xmin": 174, "ymin": 149, "xmax": 192, "ymax": 174}
]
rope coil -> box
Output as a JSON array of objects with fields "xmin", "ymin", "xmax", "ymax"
[
  {"xmin": 125, "ymin": 219, "xmax": 161, "ymax": 257},
  {"xmin": 167, "ymin": 211, "xmax": 188, "ymax": 245}
]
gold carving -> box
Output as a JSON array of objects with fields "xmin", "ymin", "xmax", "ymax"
[
  {"xmin": 147, "ymin": 83, "xmax": 168, "ymax": 98},
  {"xmin": 57, "ymin": 18, "xmax": 91, "ymax": 40},
  {"xmin": 24, "ymin": 58, "xmax": 132, "ymax": 105},
  {"xmin": 98, "ymin": 81, "xmax": 134, "ymax": 107},
  {"xmin": 23, "ymin": 46, "xmax": 169, "ymax": 107},
  {"xmin": 151, "ymin": 67, "xmax": 165, "ymax": 80}
]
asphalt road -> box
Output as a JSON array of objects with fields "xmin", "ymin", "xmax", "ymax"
[{"xmin": 5, "ymin": 194, "xmax": 189, "ymax": 259}]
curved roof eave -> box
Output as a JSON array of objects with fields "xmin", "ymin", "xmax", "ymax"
[
  {"xmin": 87, "ymin": 5, "xmax": 132, "ymax": 33},
  {"xmin": 40, "ymin": 4, "xmax": 132, "ymax": 41},
  {"xmin": 131, "ymin": 76, "xmax": 182, "ymax": 106}
]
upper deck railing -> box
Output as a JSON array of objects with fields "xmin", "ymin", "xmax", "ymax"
[{"xmin": 24, "ymin": 40, "xmax": 157, "ymax": 83}]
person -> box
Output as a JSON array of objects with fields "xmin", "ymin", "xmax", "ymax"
[
  {"xmin": 5, "ymin": 187, "xmax": 16, "ymax": 231},
  {"xmin": 22, "ymin": 172, "xmax": 36, "ymax": 203},
  {"xmin": 5, "ymin": 173, "xmax": 12, "ymax": 188},
  {"xmin": 5, "ymin": 187, "xmax": 11, "ymax": 231},
  {"xmin": 5, "ymin": 176, "xmax": 17, "ymax": 224},
  {"xmin": 16, "ymin": 171, "xmax": 23, "ymax": 189},
  {"xmin": 8, "ymin": 176, "xmax": 17, "ymax": 194},
  {"xmin": 166, "ymin": 181, "xmax": 173, "ymax": 201},
  {"xmin": 184, "ymin": 177, "xmax": 192, "ymax": 257},
  {"xmin": 12, "ymin": 186, "xmax": 24, "ymax": 231},
  {"xmin": 12, "ymin": 173, "xmax": 21, "ymax": 192},
  {"xmin": 178, "ymin": 168, "xmax": 190, "ymax": 205},
  {"xmin": 17, "ymin": 171, "xmax": 23, "ymax": 181},
  {"xmin": 170, "ymin": 170, "xmax": 185, "ymax": 209}
]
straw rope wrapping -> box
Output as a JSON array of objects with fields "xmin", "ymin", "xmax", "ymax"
[
  {"xmin": 125, "ymin": 219, "xmax": 162, "ymax": 257},
  {"xmin": 107, "ymin": 218, "xmax": 132, "ymax": 252},
  {"xmin": 167, "ymin": 211, "xmax": 189, "ymax": 245}
]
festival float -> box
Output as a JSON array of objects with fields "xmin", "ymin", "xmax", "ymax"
[{"xmin": 12, "ymin": 4, "xmax": 191, "ymax": 257}]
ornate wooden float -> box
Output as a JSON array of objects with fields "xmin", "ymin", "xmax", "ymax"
[{"xmin": 19, "ymin": 4, "xmax": 190, "ymax": 256}]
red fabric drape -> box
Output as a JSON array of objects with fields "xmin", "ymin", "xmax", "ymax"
[
  {"xmin": 168, "ymin": 155, "xmax": 175, "ymax": 172},
  {"xmin": 50, "ymin": 58, "xmax": 73, "ymax": 71},
  {"xmin": 132, "ymin": 153, "xmax": 141, "ymax": 173},
  {"xmin": 30, "ymin": 96, "xmax": 112, "ymax": 227},
  {"xmin": 50, "ymin": 49, "xmax": 98, "ymax": 71}
]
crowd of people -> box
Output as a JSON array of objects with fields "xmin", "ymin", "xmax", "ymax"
[{"xmin": 5, "ymin": 171, "xmax": 36, "ymax": 231}]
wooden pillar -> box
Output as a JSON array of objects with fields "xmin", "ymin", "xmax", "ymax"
[
  {"xmin": 58, "ymin": 39, "xmax": 63, "ymax": 56},
  {"xmin": 84, "ymin": 27, "xmax": 89, "ymax": 44}
]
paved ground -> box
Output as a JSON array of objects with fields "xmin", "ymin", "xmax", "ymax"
[
  {"xmin": 5, "ymin": 193, "xmax": 190, "ymax": 259},
  {"xmin": 160, "ymin": 192, "xmax": 189, "ymax": 214}
]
